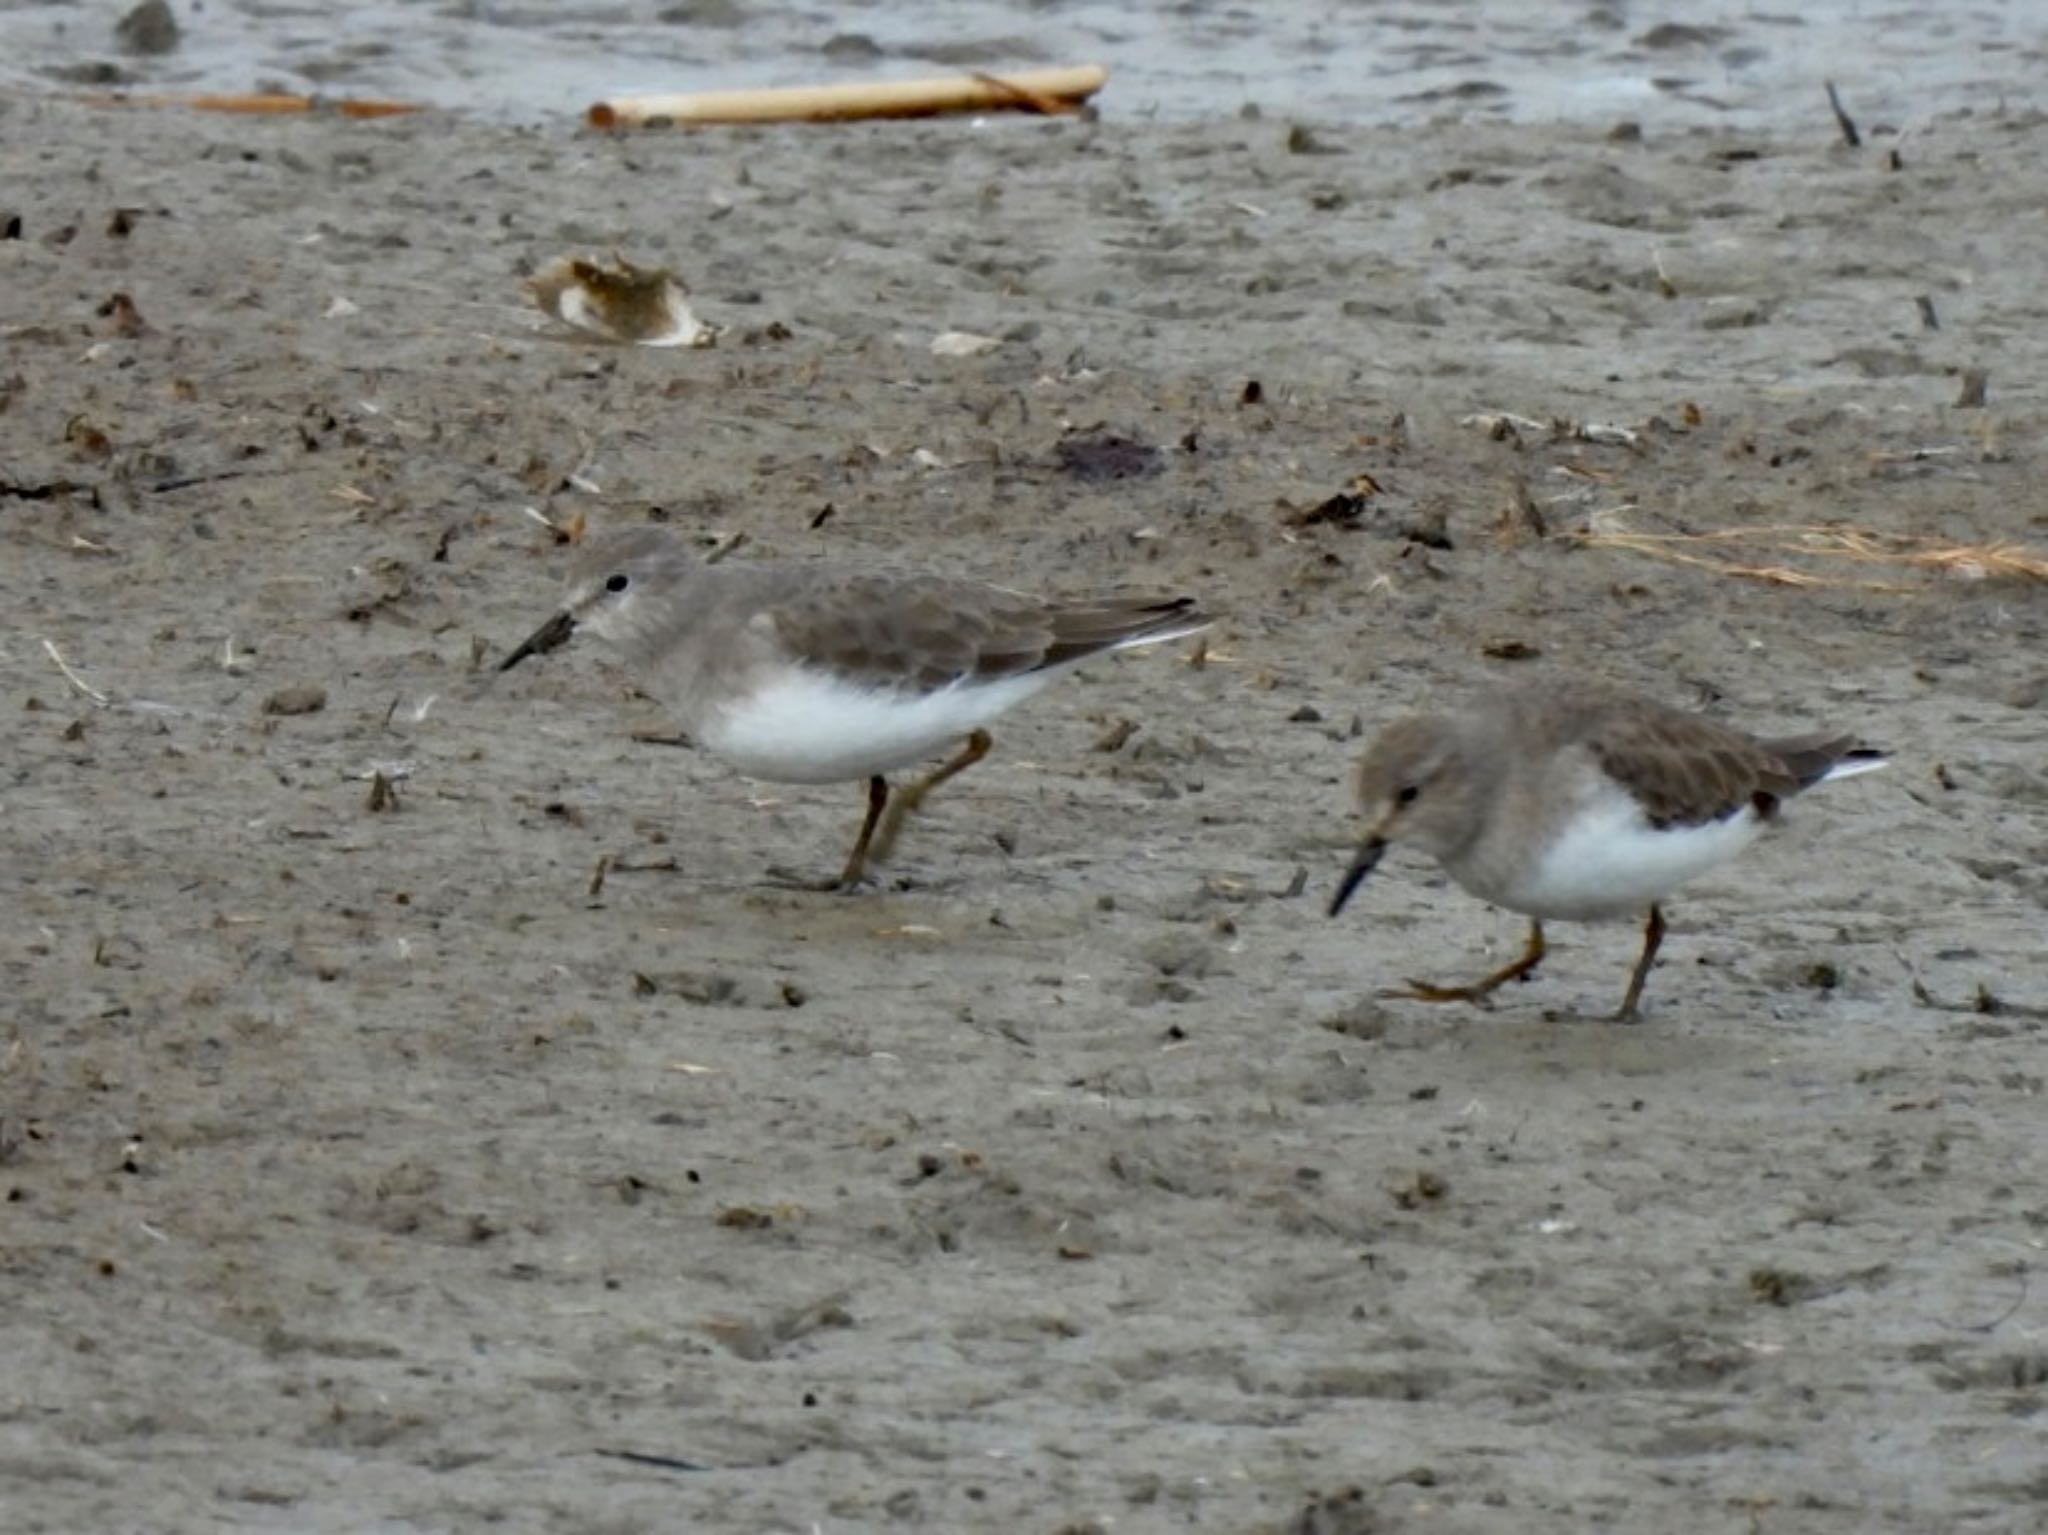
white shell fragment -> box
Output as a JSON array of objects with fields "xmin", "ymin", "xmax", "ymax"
[
  {"xmin": 527, "ymin": 255, "xmax": 719, "ymax": 348},
  {"xmin": 930, "ymin": 330, "xmax": 1002, "ymax": 358}
]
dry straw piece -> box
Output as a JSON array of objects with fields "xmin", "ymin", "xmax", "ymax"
[
  {"xmin": 1570, "ymin": 522, "xmax": 2048, "ymax": 592},
  {"xmin": 78, "ymin": 90, "xmax": 422, "ymax": 118}
]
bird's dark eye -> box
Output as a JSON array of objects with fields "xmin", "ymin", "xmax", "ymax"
[
  {"xmin": 605, "ymin": 573, "xmax": 630, "ymax": 594},
  {"xmin": 1395, "ymin": 785, "xmax": 1421, "ymax": 805}
]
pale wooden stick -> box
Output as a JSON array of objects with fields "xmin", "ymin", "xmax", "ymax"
[{"xmin": 588, "ymin": 66, "xmax": 1108, "ymax": 129}]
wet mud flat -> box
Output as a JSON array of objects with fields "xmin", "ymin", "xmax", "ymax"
[{"xmin": 3, "ymin": 89, "xmax": 2047, "ymax": 1533}]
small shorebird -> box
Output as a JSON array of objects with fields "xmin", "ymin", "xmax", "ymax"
[
  {"xmin": 500, "ymin": 525, "xmax": 1211, "ymax": 888},
  {"xmin": 1328, "ymin": 677, "xmax": 1887, "ymax": 1021}
]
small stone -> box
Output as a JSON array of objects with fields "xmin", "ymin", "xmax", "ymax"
[
  {"xmin": 658, "ymin": 0, "xmax": 749, "ymax": 24},
  {"xmin": 1054, "ymin": 431, "xmax": 1162, "ymax": 482},
  {"xmin": 261, "ymin": 684, "xmax": 328, "ymax": 717},
  {"xmin": 1401, "ymin": 505, "xmax": 1455, "ymax": 550},
  {"xmin": 116, "ymin": 0, "xmax": 180, "ymax": 56},
  {"xmin": 821, "ymin": 32, "xmax": 883, "ymax": 60}
]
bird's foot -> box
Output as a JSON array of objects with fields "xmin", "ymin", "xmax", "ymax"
[
  {"xmin": 1384, "ymin": 979, "xmax": 1500, "ymax": 1008},
  {"xmin": 764, "ymin": 863, "xmax": 875, "ymax": 895}
]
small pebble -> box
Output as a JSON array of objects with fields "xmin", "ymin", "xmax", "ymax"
[
  {"xmin": 262, "ymin": 684, "xmax": 328, "ymax": 717},
  {"xmin": 116, "ymin": 0, "xmax": 180, "ymax": 55}
]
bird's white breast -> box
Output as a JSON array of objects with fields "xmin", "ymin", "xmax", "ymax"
[
  {"xmin": 698, "ymin": 666, "xmax": 1055, "ymax": 784},
  {"xmin": 1496, "ymin": 787, "xmax": 1766, "ymax": 921}
]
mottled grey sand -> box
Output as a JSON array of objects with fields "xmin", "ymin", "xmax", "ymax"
[{"xmin": 3, "ymin": 82, "xmax": 2047, "ymax": 1534}]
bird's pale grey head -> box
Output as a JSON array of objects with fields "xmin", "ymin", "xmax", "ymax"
[
  {"xmin": 498, "ymin": 526, "xmax": 698, "ymax": 671},
  {"xmin": 1329, "ymin": 712, "xmax": 1489, "ymax": 917}
]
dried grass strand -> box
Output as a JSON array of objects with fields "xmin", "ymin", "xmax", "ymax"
[{"xmin": 1571, "ymin": 521, "xmax": 2048, "ymax": 591}]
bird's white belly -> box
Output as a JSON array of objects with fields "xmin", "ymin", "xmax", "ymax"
[
  {"xmin": 1496, "ymin": 792, "xmax": 1765, "ymax": 921},
  {"xmin": 698, "ymin": 666, "xmax": 1053, "ymax": 784}
]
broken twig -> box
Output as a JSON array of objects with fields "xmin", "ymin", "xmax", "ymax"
[{"xmin": 1824, "ymin": 81, "xmax": 1860, "ymax": 148}]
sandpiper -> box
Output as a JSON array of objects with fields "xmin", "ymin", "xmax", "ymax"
[
  {"xmin": 500, "ymin": 525, "xmax": 1211, "ymax": 888},
  {"xmin": 1328, "ymin": 677, "xmax": 1887, "ymax": 1021}
]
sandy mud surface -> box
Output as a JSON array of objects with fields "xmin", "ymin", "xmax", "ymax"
[{"xmin": 3, "ymin": 81, "xmax": 2047, "ymax": 1533}]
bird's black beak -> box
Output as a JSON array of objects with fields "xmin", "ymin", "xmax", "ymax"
[
  {"xmin": 499, "ymin": 610, "xmax": 577, "ymax": 672},
  {"xmin": 1328, "ymin": 835, "xmax": 1388, "ymax": 918}
]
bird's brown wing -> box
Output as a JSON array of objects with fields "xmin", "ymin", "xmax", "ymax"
[
  {"xmin": 1583, "ymin": 705, "xmax": 1803, "ymax": 828},
  {"xmin": 762, "ymin": 573, "xmax": 1207, "ymax": 692}
]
